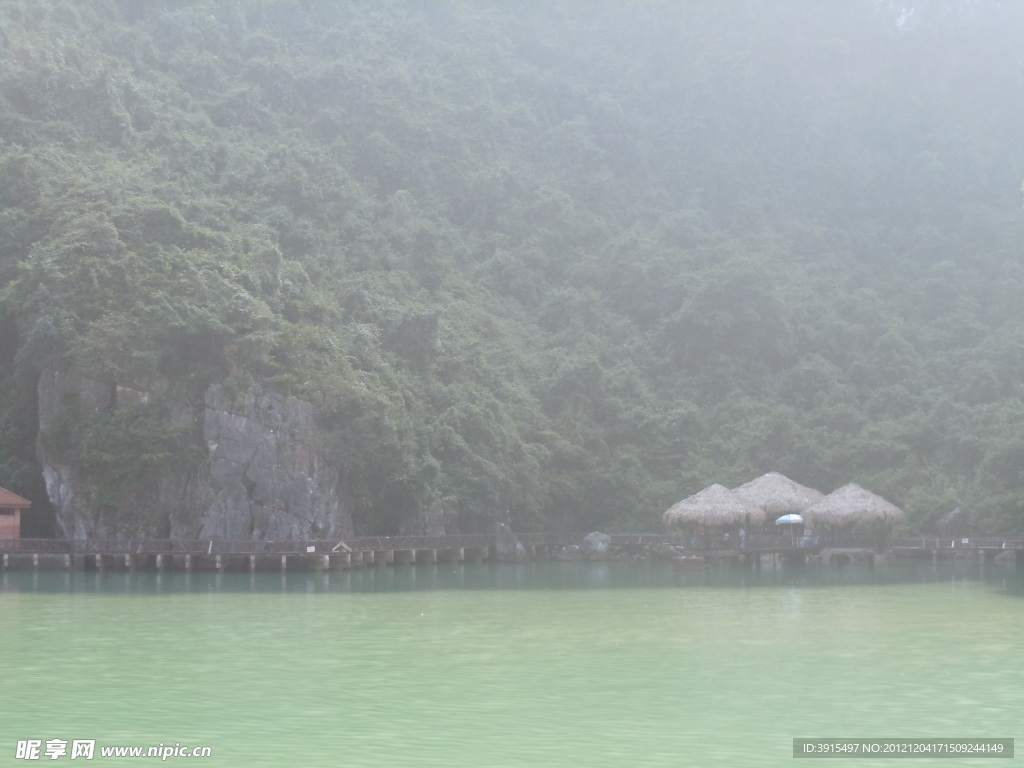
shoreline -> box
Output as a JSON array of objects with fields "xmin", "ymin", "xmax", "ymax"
[{"xmin": 1, "ymin": 540, "xmax": 1016, "ymax": 573}]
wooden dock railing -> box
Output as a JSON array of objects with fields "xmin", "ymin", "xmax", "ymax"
[{"xmin": 1, "ymin": 533, "xmax": 1022, "ymax": 557}]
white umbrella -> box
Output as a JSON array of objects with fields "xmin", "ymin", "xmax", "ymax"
[{"xmin": 775, "ymin": 514, "xmax": 804, "ymax": 525}]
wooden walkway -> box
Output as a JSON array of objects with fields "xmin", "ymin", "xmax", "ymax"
[
  {"xmin": 0, "ymin": 532, "xmax": 690, "ymax": 557},
  {"xmin": 1, "ymin": 533, "xmax": 1021, "ymax": 572},
  {"xmin": 0, "ymin": 533, "xmax": 675, "ymax": 571}
]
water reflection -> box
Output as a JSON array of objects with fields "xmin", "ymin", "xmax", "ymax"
[
  {"xmin": 2, "ymin": 558, "xmax": 1022, "ymax": 596},
  {"xmin": 2, "ymin": 557, "xmax": 1022, "ymax": 768}
]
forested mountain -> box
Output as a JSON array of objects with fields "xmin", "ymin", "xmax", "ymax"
[{"xmin": 2, "ymin": 0, "xmax": 1024, "ymax": 537}]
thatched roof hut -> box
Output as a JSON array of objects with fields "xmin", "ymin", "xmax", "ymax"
[
  {"xmin": 803, "ymin": 483, "xmax": 905, "ymax": 526},
  {"xmin": 663, "ymin": 483, "xmax": 767, "ymax": 527},
  {"xmin": 733, "ymin": 472, "xmax": 824, "ymax": 517}
]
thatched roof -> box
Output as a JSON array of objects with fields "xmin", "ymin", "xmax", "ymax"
[
  {"xmin": 663, "ymin": 483, "xmax": 767, "ymax": 527},
  {"xmin": 803, "ymin": 483, "xmax": 905, "ymax": 526},
  {"xmin": 733, "ymin": 472, "xmax": 823, "ymax": 516}
]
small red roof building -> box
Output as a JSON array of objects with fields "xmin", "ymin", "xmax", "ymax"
[{"xmin": 0, "ymin": 486, "xmax": 31, "ymax": 540}]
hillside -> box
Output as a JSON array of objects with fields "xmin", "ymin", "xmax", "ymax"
[{"xmin": 2, "ymin": 0, "xmax": 1024, "ymax": 537}]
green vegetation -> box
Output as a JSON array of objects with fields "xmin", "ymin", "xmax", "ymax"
[
  {"xmin": 40, "ymin": 393, "xmax": 202, "ymax": 533},
  {"xmin": 1, "ymin": 0, "xmax": 1023, "ymax": 535}
]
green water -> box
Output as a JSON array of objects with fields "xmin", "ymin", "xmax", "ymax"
[{"xmin": 2, "ymin": 561, "xmax": 1022, "ymax": 767}]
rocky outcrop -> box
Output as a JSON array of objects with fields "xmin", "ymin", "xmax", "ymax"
[
  {"xmin": 197, "ymin": 381, "xmax": 352, "ymax": 540},
  {"xmin": 36, "ymin": 370, "xmax": 353, "ymax": 540},
  {"xmin": 420, "ymin": 500, "xmax": 447, "ymax": 537},
  {"xmin": 493, "ymin": 521, "xmax": 526, "ymax": 562},
  {"xmin": 36, "ymin": 369, "xmax": 118, "ymax": 538},
  {"xmin": 582, "ymin": 531, "xmax": 611, "ymax": 559},
  {"xmin": 934, "ymin": 506, "xmax": 969, "ymax": 537}
]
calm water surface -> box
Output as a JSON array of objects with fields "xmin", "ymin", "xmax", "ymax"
[{"xmin": 2, "ymin": 560, "xmax": 1022, "ymax": 767}]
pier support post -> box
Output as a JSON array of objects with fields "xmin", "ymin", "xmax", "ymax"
[
  {"xmin": 155, "ymin": 554, "xmax": 165, "ymax": 572},
  {"xmin": 281, "ymin": 555, "xmax": 288, "ymax": 573},
  {"xmin": 65, "ymin": 554, "xmax": 72, "ymax": 570},
  {"xmin": 395, "ymin": 549, "xmax": 416, "ymax": 565},
  {"xmin": 33, "ymin": 553, "xmax": 39, "ymax": 570},
  {"xmin": 2, "ymin": 553, "xmax": 6, "ymax": 570},
  {"xmin": 438, "ymin": 548, "xmax": 463, "ymax": 564},
  {"xmin": 184, "ymin": 554, "xmax": 192, "ymax": 573},
  {"xmin": 216, "ymin": 554, "xmax": 225, "ymax": 573},
  {"xmin": 250, "ymin": 555, "xmax": 257, "ymax": 574}
]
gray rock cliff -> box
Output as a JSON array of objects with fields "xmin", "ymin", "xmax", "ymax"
[
  {"xmin": 493, "ymin": 521, "xmax": 526, "ymax": 562},
  {"xmin": 198, "ymin": 380, "xmax": 353, "ymax": 540},
  {"xmin": 36, "ymin": 369, "xmax": 354, "ymax": 540}
]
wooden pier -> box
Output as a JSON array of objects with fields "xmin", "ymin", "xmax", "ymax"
[
  {"xmin": 0, "ymin": 533, "xmax": 1021, "ymax": 572},
  {"xmin": 0, "ymin": 533, "xmax": 552, "ymax": 573}
]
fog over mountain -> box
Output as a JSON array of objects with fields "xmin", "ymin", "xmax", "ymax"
[{"xmin": 1, "ymin": 0, "xmax": 1023, "ymax": 538}]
